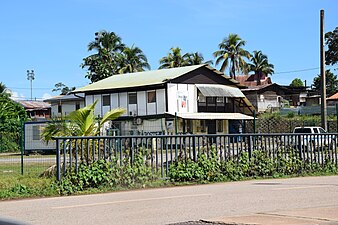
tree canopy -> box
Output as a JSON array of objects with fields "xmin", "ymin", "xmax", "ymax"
[
  {"xmin": 247, "ymin": 50, "xmax": 274, "ymax": 85},
  {"xmin": 159, "ymin": 47, "xmax": 212, "ymax": 69},
  {"xmin": 325, "ymin": 26, "xmax": 338, "ymax": 66},
  {"xmin": 290, "ymin": 78, "xmax": 304, "ymax": 87},
  {"xmin": 52, "ymin": 82, "xmax": 76, "ymax": 95},
  {"xmin": 213, "ymin": 34, "xmax": 251, "ymax": 79},
  {"xmin": 0, "ymin": 89, "xmax": 28, "ymax": 152},
  {"xmin": 312, "ymin": 70, "xmax": 338, "ymax": 97},
  {"xmin": 82, "ymin": 30, "xmax": 150, "ymax": 83}
]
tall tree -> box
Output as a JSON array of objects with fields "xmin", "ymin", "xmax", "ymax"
[
  {"xmin": 213, "ymin": 34, "xmax": 251, "ymax": 79},
  {"xmin": 325, "ymin": 26, "xmax": 338, "ymax": 66},
  {"xmin": 82, "ymin": 30, "xmax": 125, "ymax": 83},
  {"xmin": 312, "ymin": 70, "xmax": 338, "ymax": 97},
  {"xmin": 118, "ymin": 45, "xmax": 151, "ymax": 74},
  {"xmin": 247, "ymin": 50, "xmax": 274, "ymax": 85},
  {"xmin": 159, "ymin": 47, "xmax": 190, "ymax": 69}
]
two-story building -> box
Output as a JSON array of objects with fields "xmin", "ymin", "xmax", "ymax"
[{"xmin": 72, "ymin": 65, "xmax": 254, "ymax": 135}]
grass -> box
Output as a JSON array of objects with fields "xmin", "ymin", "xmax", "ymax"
[{"xmin": 0, "ymin": 158, "xmax": 57, "ymax": 199}]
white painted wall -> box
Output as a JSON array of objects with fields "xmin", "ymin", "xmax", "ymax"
[
  {"xmin": 119, "ymin": 93, "xmax": 128, "ymax": 116},
  {"xmin": 50, "ymin": 101, "xmax": 84, "ymax": 117},
  {"xmin": 166, "ymin": 83, "xmax": 197, "ymax": 114},
  {"xmin": 156, "ymin": 89, "xmax": 166, "ymax": 114},
  {"xmin": 137, "ymin": 91, "xmax": 146, "ymax": 116},
  {"xmin": 93, "ymin": 95, "xmax": 101, "ymax": 116},
  {"xmin": 111, "ymin": 93, "xmax": 119, "ymax": 109},
  {"xmin": 85, "ymin": 95, "xmax": 94, "ymax": 106},
  {"xmin": 167, "ymin": 84, "xmax": 177, "ymax": 114},
  {"xmin": 85, "ymin": 87, "xmax": 169, "ymax": 117},
  {"xmin": 25, "ymin": 123, "xmax": 56, "ymax": 151}
]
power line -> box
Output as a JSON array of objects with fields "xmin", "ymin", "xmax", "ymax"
[
  {"xmin": 274, "ymin": 67, "xmax": 319, "ymax": 74},
  {"xmin": 274, "ymin": 65, "xmax": 335, "ymax": 75},
  {"xmin": 7, "ymin": 87, "xmax": 53, "ymax": 90}
]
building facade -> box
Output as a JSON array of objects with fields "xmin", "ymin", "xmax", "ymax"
[{"xmin": 73, "ymin": 65, "xmax": 254, "ymax": 135}]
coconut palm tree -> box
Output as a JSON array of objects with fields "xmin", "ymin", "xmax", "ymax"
[
  {"xmin": 118, "ymin": 45, "xmax": 151, "ymax": 74},
  {"xmin": 82, "ymin": 31, "xmax": 125, "ymax": 82},
  {"xmin": 159, "ymin": 47, "xmax": 191, "ymax": 69},
  {"xmin": 88, "ymin": 30, "xmax": 125, "ymax": 53},
  {"xmin": 187, "ymin": 52, "xmax": 213, "ymax": 66},
  {"xmin": 247, "ymin": 50, "xmax": 274, "ymax": 85},
  {"xmin": 213, "ymin": 34, "xmax": 251, "ymax": 79}
]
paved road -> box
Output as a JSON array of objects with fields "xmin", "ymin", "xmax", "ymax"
[{"xmin": 1, "ymin": 176, "xmax": 338, "ymax": 225}]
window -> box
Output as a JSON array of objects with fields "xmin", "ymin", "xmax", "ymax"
[
  {"xmin": 58, "ymin": 104, "xmax": 62, "ymax": 113},
  {"xmin": 102, "ymin": 95, "xmax": 110, "ymax": 106},
  {"xmin": 128, "ymin": 93, "xmax": 137, "ymax": 104},
  {"xmin": 198, "ymin": 93, "xmax": 206, "ymax": 103},
  {"xmin": 75, "ymin": 102, "xmax": 80, "ymax": 110},
  {"xmin": 147, "ymin": 91, "xmax": 156, "ymax": 103},
  {"xmin": 216, "ymin": 97, "xmax": 224, "ymax": 103},
  {"xmin": 32, "ymin": 125, "xmax": 41, "ymax": 140},
  {"xmin": 206, "ymin": 97, "xmax": 216, "ymax": 104}
]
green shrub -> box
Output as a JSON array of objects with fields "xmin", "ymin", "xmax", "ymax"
[{"xmin": 54, "ymin": 149, "xmax": 156, "ymax": 195}]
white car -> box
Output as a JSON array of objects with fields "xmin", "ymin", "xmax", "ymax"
[{"xmin": 293, "ymin": 126, "xmax": 335, "ymax": 149}]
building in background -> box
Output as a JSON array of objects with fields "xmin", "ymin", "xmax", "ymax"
[
  {"xmin": 43, "ymin": 93, "xmax": 85, "ymax": 117},
  {"xmin": 16, "ymin": 100, "xmax": 51, "ymax": 120}
]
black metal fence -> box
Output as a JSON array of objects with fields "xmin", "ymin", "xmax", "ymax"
[{"xmin": 53, "ymin": 133, "xmax": 338, "ymax": 181}]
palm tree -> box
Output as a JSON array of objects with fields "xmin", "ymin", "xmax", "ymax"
[
  {"xmin": 213, "ymin": 34, "xmax": 251, "ymax": 79},
  {"xmin": 42, "ymin": 101, "xmax": 126, "ymax": 140},
  {"xmin": 82, "ymin": 31, "xmax": 125, "ymax": 82},
  {"xmin": 42, "ymin": 101, "xmax": 125, "ymax": 164},
  {"xmin": 159, "ymin": 47, "xmax": 191, "ymax": 69},
  {"xmin": 88, "ymin": 30, "xmax": 125, "ymax": 53},
  {"xmin": 247, "ymin": 50, "xmax": 274, "ymax": 85},
  {"xmin": 118, "ymin": 45, "xmax": 151, "ymax": 74},
  {"xmin": 187, "ymin": 52, "xmax": 213, "ymax": 66}
]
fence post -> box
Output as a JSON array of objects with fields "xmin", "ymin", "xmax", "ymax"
[
  {"xmin": 336, "ymin": 103, "xmax": 338, "ymax": 132},
  {"xmin": 248, "ymin": 135, "xmax": 253, "ymax": 159},
  {"xmin": 192, "ymin": 136, "xmax": 196, "ymax": 162},
  {"xmin": 56, "ymin": 139, "xmax": 61, "ymax": 181},
  {"xmin": 20, "ymin": 120, "xmax": 25, "ymax": 175},
  {"xmin": 253, "ymin": 110, "xmax": 256, "ymax": 134}
]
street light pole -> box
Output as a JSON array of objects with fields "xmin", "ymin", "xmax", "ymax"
[{"xmin": 27, "ymin": 70, "xmax": 35, "ymax": 101}]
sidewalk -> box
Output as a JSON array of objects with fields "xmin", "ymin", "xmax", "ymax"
[{"xmin": 209, "ymin": 206, "xmax": 338, "ymax": 225}]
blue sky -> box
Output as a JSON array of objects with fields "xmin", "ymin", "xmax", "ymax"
[{"xmin": 1, "ymin": 0, "xmax": 337, "ymax": 100}]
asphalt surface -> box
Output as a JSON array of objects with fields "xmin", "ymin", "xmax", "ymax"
[{"xmin": 0, "ymin": 176, "xmax": 338, "ymax": 225}]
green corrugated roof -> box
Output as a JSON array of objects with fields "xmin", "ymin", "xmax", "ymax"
[{"xmin": 73, "ymin": 64, "xmax": 206, "ymax": 93}]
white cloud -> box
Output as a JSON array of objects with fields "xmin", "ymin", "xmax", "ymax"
[
  {"xmin": 42, "ymin": 93, "xmax": 52, "ymax": 100},
  {"xmin": 9, "ymin": 91, "xmax": 25, "ymax": 101}
]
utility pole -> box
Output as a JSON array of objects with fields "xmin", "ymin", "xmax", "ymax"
[
  {"xmin": 27, "ymin": 70, "xmax": 35, "ymax": 101},
  {"xmin": 320, "ymin": 9, "xmax": 327, "ymax": 130}
]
